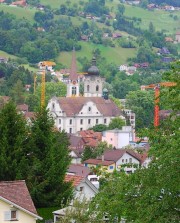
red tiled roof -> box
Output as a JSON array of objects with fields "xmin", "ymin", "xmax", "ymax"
[
  {"xmin": 65, "ymin": 174, "xmax": 84, "ymax": 187},
  {"xmin": 17, "ymin": 104, "xmax": 29, "ymax": 112},
  {"xmin": 0, "ymin": 180, "xmax": 37, "ymax": 215},
  {"xmin": 79, "ymin": 130, "xmax": 102, "ymax": 147},
  {"xmin": 68, "ymin": 164, "xmax": 91, "ymax": 177},
  {"xmin": 102, "ymin": 149, "xmax": 141, "ymax": 162},
  {"xmin": 84, "ymin": 158, "xmax": 114, "ymax": 166},
  {"xmin": 24, "ymin": 112, "xmax": 35, "ymax": 119},
  {"xmin": 57, "ymin": 97, "xmax": 122, "ymax": 117}
]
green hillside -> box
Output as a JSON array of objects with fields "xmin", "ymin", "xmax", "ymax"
[{"xmin": 57, "ymin": 41, "xmax": 136, "ymax": 69}]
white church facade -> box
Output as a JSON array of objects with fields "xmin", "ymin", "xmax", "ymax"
[{"xmin": 47, "ymin": 50, "xmax": 125, "ymax": 134}]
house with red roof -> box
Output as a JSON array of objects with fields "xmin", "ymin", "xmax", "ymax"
[
  {"xmin": 0, "ymin": 180, "xmax": 42, "ymax": 223},
  {"xmin": 84, "ymin": 149, "xmax": 142, "ymax": 174}
]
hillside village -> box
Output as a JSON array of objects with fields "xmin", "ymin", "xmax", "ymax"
[{"xmin": 0, "ymin": 0, "xmax": 179, "ymax": 223}]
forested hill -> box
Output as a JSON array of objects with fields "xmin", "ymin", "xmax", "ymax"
[{"xmin": 149, "ymin": 0, "xmax": 180, "ymax": 7}]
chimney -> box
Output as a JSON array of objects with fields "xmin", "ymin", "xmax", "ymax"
[{"xmin": 102, "ymin": 155, "xmax": 104, "ymax": 162}]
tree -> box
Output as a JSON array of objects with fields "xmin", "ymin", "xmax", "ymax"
[
  {"xmin": 26, "ymin": 108, "xmax": 72, "ymax": 207},
  {"xmin": 108, "ymin": 117, "xmax": 125, "ymax": 130},
  {"xmin": 0, "ymin": 101, "xmax": 28, "ymax": 180},
  {"xmin": 126, "ymin": 90, "xmax": 154, "ymax": 129},
  {"xmin": 89, "ymin": 61, "xmax": 180, "ymax": 222},
  {"xmin": 91, "ymin": 124, "xmax": 107, "ymax": 132},
  {"xmin": 81, "ymin": 146, "xmax": 96, "ymax": 162},
  {"xmin": 10, "ymin": 80, "xmax": 25, "ymax": 104}
]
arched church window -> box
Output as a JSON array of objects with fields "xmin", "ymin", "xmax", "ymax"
[
  {"xmin": 72, "ymin": 87, "xmax": 76, "ymax": 95},
  {"xmin": 87, "ymin": 85, "xmax": 90, "ymax": 92},
  {"xmin": 96, "ymin": 85, "xmax": 99, "ymax": 92}
]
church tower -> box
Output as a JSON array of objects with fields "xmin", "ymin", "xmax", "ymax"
[
  {"xmin": 84, "ymin": 57, "xmax": 105, "ymax": 97},
  {"xmin": 66, "ymin": 48, "xmax": 79, "ymax": 97}
]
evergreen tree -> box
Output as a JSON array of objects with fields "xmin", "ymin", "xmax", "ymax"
[
  {"xmin": 0, "ymin": 101, "xmax": 28, "ymax": 180},
  {"xmin": 26, "ymin": 108, "xmax": 72, "ymax": 207}
]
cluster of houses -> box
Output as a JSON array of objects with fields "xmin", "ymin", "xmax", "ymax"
[
  {"xmin": 147, "ymin": 3, "xmax": 180, "ymax": 11},
  {"xmin": 118, "ymin": 62, "xmax": 149, "ymax": 75},
  {"xmin": 0, "ymin": 50, "xmax": 152, "ymax": 223}
]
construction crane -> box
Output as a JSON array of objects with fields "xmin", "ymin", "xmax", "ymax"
[{"xmin": 141, "ymin": 82, "xmax": 176, "ymax": 127}]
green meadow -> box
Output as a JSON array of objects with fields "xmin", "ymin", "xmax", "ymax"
[
  {"xmin": 57, "ymin": 41, "xmax": 136, "ymax": 70},
  {"xmin": 0, "ymin": 4, "xmax": 36, "ymax": 23}
]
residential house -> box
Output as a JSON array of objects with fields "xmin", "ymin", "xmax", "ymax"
[
  {"xmin": 158, "ymin": 47, "xmax": 170, "ymax": 55},
  {"xmin": 126, "ymin": 66, "xmax": 137, "ymax": 75},
  {"xmin": 11, "ymin": 0, "xmax": 27, "ymax": 7},
  {"xmin": 53, "ymin": 174, "xmax": 98, "ymax": 222},
  {"xmin": 0, "ymin": 57, "xmax": 8, "ymax": 63},
  {"xmin": 165, "ymin": 37, "xmax": 174, "ymax": 43},
  {"xmin": 161, "ymin": 57, "xmax": 173, "ymax": 63},
  {"xmin": 112, "ymin": 32, "xmax": 122, "ymax": 39},
  {"xmin": 81, "ymin": 35, "xmax": 89, "ymax": 41},
  {"xmin": 84, "ymin": 149, "xmax": 141, "ymax": 173},
  {"xmin": 123, "ymin": 109, "xmax": 136, "ymax": 128},
  {"xmin": 0, "ymin": 180, "xmax": 42, "ymax": 223},
  {"xmin": 102, "ymin": 126, "xmax": 135, "ymax": 149},
  {"xmin": 84, "ymin": 158, "xmax": 116, "ymax": 173},
  {"xmin": 17, "ymin": 104, "xmax": 29, "ymax": 113},
  {"xmin": 67, "ymin": 164, "xmax": 99, "ymax": 188},
  {"xmin": 118, "ymin": 64, "xmax": 128, "ymax": 71},
  {"xmin": 78, "ymin": 130, "xmax": 102, "ymax": 147}
]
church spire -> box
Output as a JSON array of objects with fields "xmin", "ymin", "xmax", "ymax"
[{"xmin": 69, "ymin": 47, "xmax": 78, "ymax": 81}]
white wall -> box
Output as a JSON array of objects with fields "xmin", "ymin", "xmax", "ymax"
[
  {"xmin": 116, "ymin": 153, "xmax": 140, "ymax": 173},
  {"xmin": 0, "ymin": 199, "xmax": 37, "ymax": 223},
  {"xmin": 75, "ymin": 181, "xmax": 96, "ymax": 200}
]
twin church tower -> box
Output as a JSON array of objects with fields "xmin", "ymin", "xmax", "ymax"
[{"xmin": 66, "ymin": 49, "xmax": 106, "ymax": 98}]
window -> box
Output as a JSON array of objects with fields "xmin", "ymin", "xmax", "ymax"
[
  {"xmin": 88, "ymin": 107, "xmax": 91, "ymax": 112},
  {"xmin": 4, "ymin": 210, "xmax": 18, "ymax": 221},
  {"xmin": 87, "ymin": 85, "xmax": 90, "ymax": 92},
  {"xmin": 104, "ymin": 118, "xmax": 107, "ymax": 124},
  {"xmin": 129, "ymin": 158, "xmax": 132, "ymax": 163},
  {"xmin": 109, "ymin": 166, "xmax": 114, "ymax": 170},
  {"xmin": 96, "ymin": 85, "xmax": 99, "ymax": 91},
  {"xmin": 80, "ymin": 128, "xmax": 83, "ymax": 131},
  {"xmin": 96, "ymin": 119, "xmax": 98, "ymax": 124},
  {"xmin": 80, "ymin": 186, "xmax": 84, "ymax": 192},
  {"xmin": 72, "ymin": 86, "xmax": 77, "ymax": 95},
  {"xmin": 69, "ymin": 119, "xmax": 72, "ymax": 125},
  {"xmin": 126, "ymin": 159, "xmax": 128, "ymax": 163},
  {"xmin": 122, "ymin": 159, "xmax": 124, "ymax": 163},
  {"xmin": 59, "ymin": 119, "xmax": 61, "ymax": 124},
  {"xmin": 52, "ymin": 103, "xmax": 55, "ymax": 110},
  {"xmin": 59, "ymin": 127, "xmax": 61, "ymax": 131},
  {"xmin": 69, "ymin": 128, "xmax": 72, "ymax": 133},
  {"xmin": 80, "ymin": 119, "xmax": 83, "ymax": 125},
  {"xmin": 88, "ymin": 119, "xmax": 91, "ymax": 124}
]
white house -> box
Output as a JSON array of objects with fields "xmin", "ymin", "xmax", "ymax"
[
  {"xmin": 0, "ymin": 180, "xmax": 42, "ymax": 223},
  {"xmin": 102, "ymin": 149, "xmax": 141, "ymax": 173},
  {"xmin": 102, "ymin": 126, "xmax": 135, "ymax": 149},
  {"xmin": 119, "ymin": 64, "xmax": 128, "ymax": 71},
  {"xmin": 53, "ymin": 174, "xmax": 98, "ymax": 223}
]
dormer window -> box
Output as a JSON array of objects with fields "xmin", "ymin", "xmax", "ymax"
[
  {"xmin": 88, "ymin": 107, "xmax": 91, "ymax": 112},
  {"xmin": 72, "ymin": 86, "xmax": 77, "ymax": 95}
]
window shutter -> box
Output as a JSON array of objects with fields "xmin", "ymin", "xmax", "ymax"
[{"xmin": 4, "ymin": 211, "xmax": 11, "ymax": 221}]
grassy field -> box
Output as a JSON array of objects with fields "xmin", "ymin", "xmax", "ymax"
[
  {"xmin": 0, "ymin": 4, "xmax": 36, "ymax": 23},
  {"xmin": 124, "ymin": 5, "xmax": 180, "ymax": 34},
  {"xmin": 0, "ymin": 50, "xmax": 38, "ymax": 72},
  {"xmin": 57, "ymin": 41, "xmax": 136, "ymax": 70}
]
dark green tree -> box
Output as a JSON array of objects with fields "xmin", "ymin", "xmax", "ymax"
[
  {"xmin": 108, "ymin": 117, "xmax": 126, "ymax": 130},
  {"xmin": 89, "ymin": 61, "xmax": 180, "ymax": 223},
  {"xmin": 0, "ymin": 101, "xmax": 28, "ymax": 180},
  {"xmin": 26, "ymin": 108, "xmax": 72, "ymax": 207}
]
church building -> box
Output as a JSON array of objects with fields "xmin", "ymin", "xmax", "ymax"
[{"xmin": 47, "ymin": 50, "xmax": 125, "ymax": 134}]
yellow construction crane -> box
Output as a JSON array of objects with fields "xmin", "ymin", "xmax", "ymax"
[{"xmin": 34, "ymin": 61, "xmax": 56, "ymax": 108}]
